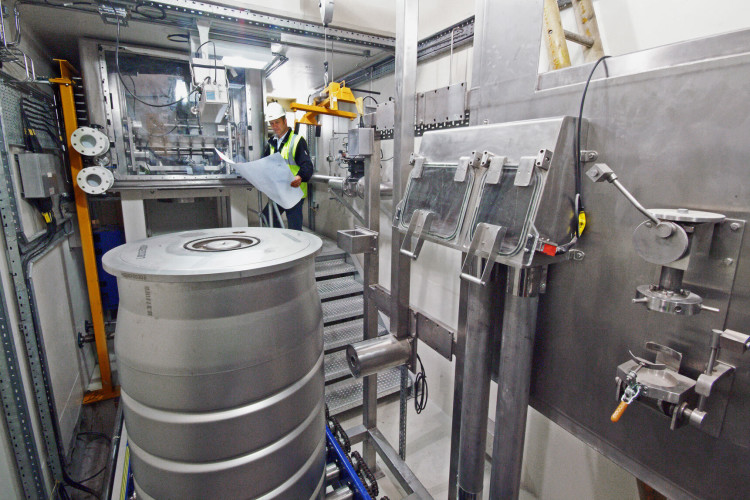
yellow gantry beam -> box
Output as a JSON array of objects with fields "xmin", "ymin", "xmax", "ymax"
[
  {"xmin": 50, "ymin": 59, "xmax": 120, "ymax": 404},
  {"xmin": 290, "ymin": 81, "xmax": 363, "ymax": 127}
]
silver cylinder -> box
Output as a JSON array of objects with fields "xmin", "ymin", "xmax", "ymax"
[
  {"xmin": 457, "ymin": 265, "xmax": 503, "ymax": 499},
  {"xmin": 103, "ymin": 228, "xmax": 326, "ymax": 500},
  {"xmin": 488, "ymin": 266, "xmax": 542, "ymax": 500},
  {"xmin": 346, "ymin": 334, "xmax": 411, "ymax": 378}
]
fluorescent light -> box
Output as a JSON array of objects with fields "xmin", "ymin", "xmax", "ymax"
[
  {"xmin": 222, "ymin": 56, "xmax": 268, "ymax": 69},
  {"xmin": 174, "ymin": 80, "xmax": 189, "ymax": 100}
]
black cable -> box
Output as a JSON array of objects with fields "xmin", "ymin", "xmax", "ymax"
[
  {"xmin": 413, "ymin": 354, "xmax": 428, "ymax": 414},
  {"xmin": 193, "ymin": 40, "xmax": 218, "ymax": 84},
  {"xmin": 574, "ymin": 55, "xmax": 610, "ymax": 237},
  {"xmin": 74, "ymin": 465, "xmax": 106, "ymax": 484},
  {"xmin": 132, "ymin": 1, "xmax": 165, "ymax": 20},
  {"xmin": 363, "ymin": 95, "xmax": 378, "ymax": 106}
]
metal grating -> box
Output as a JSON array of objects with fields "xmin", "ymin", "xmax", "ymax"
[
  {"xmin": 324, "ymin": 350, "xmax": 351, "ymax": 383},
  {"xmin": 322, "ymin": 295, "xmax": 364, "ymax": 324},
  {"xmin": 317, "ymin": 276, "xmax": 363, "ymax": 300},
  {"xmin": 325, "ymin": 368, "xmax": 410, "ymax": 415},
  {"xmin": 315, "ymin": 258, "xmax": 357, "ymax": 279},
  {"xmin": 324, "ymin": 319, "xmax": 388, "ymax": 353}
]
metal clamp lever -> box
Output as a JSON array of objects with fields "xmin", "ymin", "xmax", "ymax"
[
  {"xmin": 459, "ymin": 223, "xmax": 507, "ymax": 286},
  {"xmin": 611, "ymin": 382, "xmax": 643, "ymax": 422},
  {"xmin": 399, "ymin": 209, "xmax": 435, "ymax": 260}
]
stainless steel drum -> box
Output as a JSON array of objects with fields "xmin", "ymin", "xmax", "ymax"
[{"xmin": 103, "ymin": 227, "xmax": 325, "ymax": 500}]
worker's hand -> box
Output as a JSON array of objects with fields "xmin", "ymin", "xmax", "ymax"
[{"xmin": 290, "ymin": 175, "xmax": 303, "ymax": 188}]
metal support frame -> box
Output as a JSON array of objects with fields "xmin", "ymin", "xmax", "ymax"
[
  {"xmin": 389, "ymin": 0, "xmax": 419, "ymax": 466},
  {"xmin": 488, "ymin": 266, "xmax": 543, "ymax": 499},
  {"xmin": 0, "ymin": 76, "xmax": 67, "ymax": 486},
  {"xmin": 0, "ymin": 120, "xmax": 46, "ymax": 496},
  {"xmin": 50, "ymin": 60, "xmax": 120, "ymax": 404},
  {"xmin": 362, "ymin": 134, "xmax": 381, "ymax": 470}
]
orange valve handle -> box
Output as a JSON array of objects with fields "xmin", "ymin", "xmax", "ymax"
[{"xmin": 611, "ymin": 401, "xmax": 629, "ymax": 422}]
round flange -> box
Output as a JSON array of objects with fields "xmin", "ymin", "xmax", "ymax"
[
  {"xmin": 184, "ymin": 236, "xmax": 260, "ymax": 252},
  {"xmin": 649, "ymin": 208, "xmax": 725, "ymax": 224},
  {"xmin": 632, "ymin": 221, "xmax": 689, "ymax": 265},
  {"xmin": 70, "ymin": 126, "xmax": 110, "ymax": 157},
  {"xmin": 633, "ymin": 284, "xmax": 703, "ymax": 315},
  {"xmin": 76, "ymin": 166, "xmax": 115, "ymax": 195}
]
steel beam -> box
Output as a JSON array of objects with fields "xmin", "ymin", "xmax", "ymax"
[
  {"xmin": 368, "ymin": 428, "xmax": 432, "ymax": 499},
  {"xmin": 362, "ymin": 134, "xmax": 381, "ymax": 470}
]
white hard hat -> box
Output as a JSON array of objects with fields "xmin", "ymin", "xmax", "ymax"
[{"xmin": 266, "ymin": 102, "xmax": 286, "ymax": 122}]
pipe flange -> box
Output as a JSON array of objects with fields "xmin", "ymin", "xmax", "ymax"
[
  {"xmin": 76, "ymin": 166, "xmax": 115, "ymax": 195},
  {"xmin": 70, "ymin": 126, "xmax": 110, "ymax": 157}
]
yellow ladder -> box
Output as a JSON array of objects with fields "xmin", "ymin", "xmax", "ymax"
[{"xmin": 543, "ymin": 0, "xmax": 604, "ymax": 70}]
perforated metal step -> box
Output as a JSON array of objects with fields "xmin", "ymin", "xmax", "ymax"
[
  {"xmin": 324, "ymin": 350, "xmax": 351, "ymax": 383},
  {"xmin": 325, "ymin": 368, "xmax": 409, "ymax": 415},
  {"xmin": 324, "ymin": 319, "xmax": 388, "ymax": 353},
  {"xmin": 315, "ymin": 258, "xmax": 357, "ymax": 280},
  {"xmin": 322, "ymin": 295, "xmax": 364, "ymax": 324},
  {"xmin": 317, "ymin": 276, "xmax": 363, "ymax": 301}
]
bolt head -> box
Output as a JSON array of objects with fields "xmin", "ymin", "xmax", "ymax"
[{"xmin": 730, "ymin": 222, "xmax": 741, "ymax": 231}]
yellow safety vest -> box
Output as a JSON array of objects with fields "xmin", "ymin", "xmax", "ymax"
[{"xmin": 270, "ymin": 132, "xmax": 307, "ymax": 198}]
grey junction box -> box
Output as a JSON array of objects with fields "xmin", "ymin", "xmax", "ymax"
[{"xmin": 16, "ymin": 153, "xmax": 62, "ymax": 198}]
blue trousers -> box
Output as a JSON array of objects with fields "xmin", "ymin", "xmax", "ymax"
[{"xmin": 262, "ymin": 198, "xmax": 305, "ymax": 230}]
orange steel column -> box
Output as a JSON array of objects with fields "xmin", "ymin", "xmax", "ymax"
[{"xmin": 50, "ymin": 59, "xmax": 119, "ymax": 403}]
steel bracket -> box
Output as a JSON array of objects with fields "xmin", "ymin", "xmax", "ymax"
[
  {"xmin": 696, "ymin": 361, "xmax": 734, "ymax": 399},
  {"xmin": 337, "ymin": 226, "xmax": 379, "ymax": 254},
  {"xmin": 460, "ymin": 222, "xmax": 507, "ymax": 286},
  {"xmin": 485, "ymin": 155, "xmax": 508, "ymax": 185},
  {"xmin": 400, "ymin": 209, "xmax": 435, "ymax": 260},
  {"xmin": 410, "ymin": 153, "xmax": 426, "ymax": 179},
  {"xmin": 454, "ymin": 155, "xmax": 471, "ymax": 183},
  {"xmin": 580, "ymin": 150, "xmax": 599, "ymax": 163}
]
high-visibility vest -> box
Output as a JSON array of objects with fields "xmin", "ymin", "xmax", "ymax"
[{"xmin": 270, "ymin": 132, "xmax": 307, "ymax": 198}]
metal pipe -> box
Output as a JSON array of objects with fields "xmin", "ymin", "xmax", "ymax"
[
  {"xmin": 457, "ymin": 262, "xmax": 503, "ymax": 499},
  {"xmin": 325, "ymin": 463, "xmax": 341, "ymax": 484},
  {"xmin": 326, "ymin": 486, "xmax": 353, "ymax": 500},
  {"xmin": 563, "ymin": 29, "xmax": 594, "ymax": 48},
  {"xmin": 362, "ymin": 135, "xmax": 381, "ymax": 469},
  {"xmin": 309, "ymin": 173, "xmax": 341, "ymax": 184},
  {"xmin": 448, "ymin": 254, "xmax": 469, "ymax": 500},
  {"xmin": 542, "ymin": 0, "xmax": 571, "ymax": 70},
  {"xmin": 488, "ymin": 266, "xmax": 543, "ymax": 500},
  {"xmin": 347, "ymin": 334, "xmax": 411, "ymax": 378},
  {"xmin": 658, "ymin": 267, "xmax": 685, "ymax": 293},
  {"xmin": 698, "ymin": 329, "xmax": 722, "ymax": 411},
  {"xmin": 611, "ymin": 179, "xmax": 660, "ymax": 226}
]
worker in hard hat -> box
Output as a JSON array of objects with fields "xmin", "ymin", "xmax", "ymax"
[{"xmin": 261, "ymin": 102, "xmax": 314, "ymax": 231}]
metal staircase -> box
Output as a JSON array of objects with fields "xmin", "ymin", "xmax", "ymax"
[{"xmin": 314, "ymin": 234, "xmax": 404, "ymax": 415}]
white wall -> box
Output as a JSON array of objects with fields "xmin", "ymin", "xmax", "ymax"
[{"xmin": 540, "ymin": 0, "xmax": 750, "ymax": 71}]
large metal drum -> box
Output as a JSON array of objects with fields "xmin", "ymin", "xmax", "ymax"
[{"xmin": 103, "ymin": 227, "xmax": 325, "ymax": 499}]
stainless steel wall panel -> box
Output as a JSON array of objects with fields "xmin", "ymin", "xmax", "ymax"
[{"xmin": 467, "ymin": 2, "xmax": 750, "ymax": 497}]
